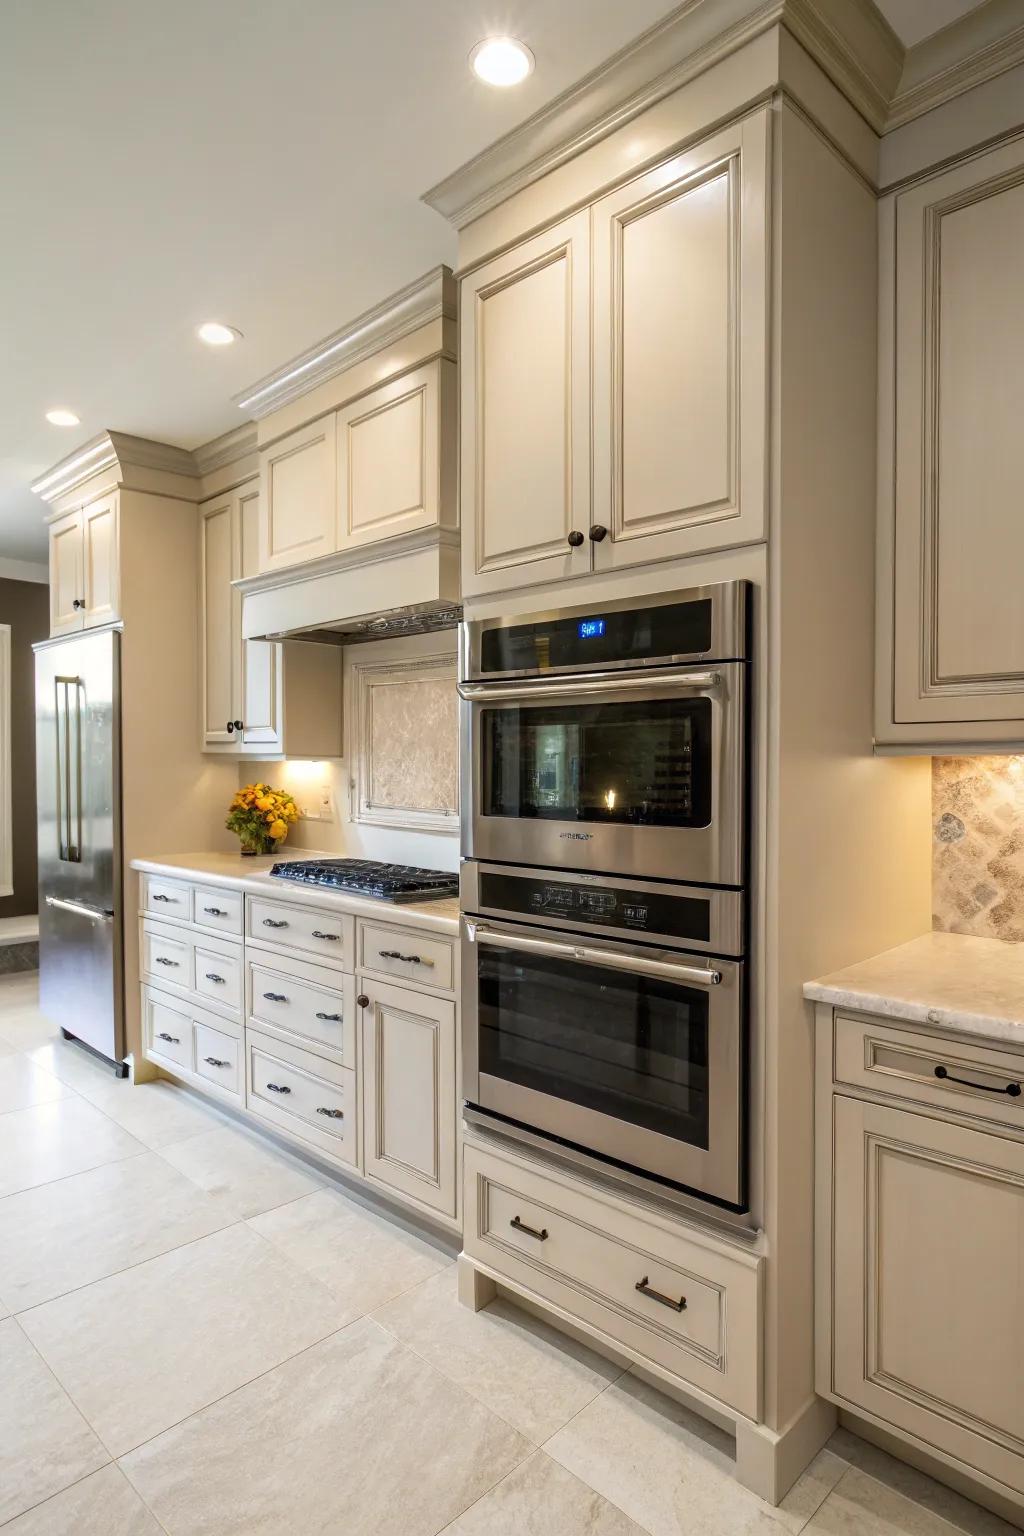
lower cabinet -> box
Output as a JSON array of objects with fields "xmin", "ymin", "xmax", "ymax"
[
  {"xmin": 245, "ymin": 1027, "xmax": 357, "ymax": 1167},
  {"xmin": 142, "ymin": 985, "xmax": 242, "ymax": 1104},
  {"xmin": 360, "ymin": 977, "xmax": 457, "ymax": 1219}
]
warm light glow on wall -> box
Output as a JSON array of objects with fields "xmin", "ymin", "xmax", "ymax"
[{"xmin": 280, "ymin": 759, "xmax": 330, "ymax": 783}]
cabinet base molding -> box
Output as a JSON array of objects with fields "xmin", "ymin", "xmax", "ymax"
[{"xmin": 734, "ymin": 1396, "xmax": 837, "ymax": 1507}]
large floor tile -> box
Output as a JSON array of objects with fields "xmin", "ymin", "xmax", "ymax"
[
  {"xmin": 66, "ymin": 1075, "xmax": 225, "ymax": 1150},
  {"xmin": 546, "ymin": 1373, "xmax": 840, "ymax": 1536},
  {"xmin": 159, "ymin": 1119, "xmax": 323, "ymax": 1218},
  {"xmin": 0, "ymin": 1007, "xmax": 62, "ymax": 1053},
  {"xmin": 122, "ymin": 1317, "xmax": 532, "ymax": 1536},
  {"xmin": 0, "ymin": 1053, "xmax": 71, "ymax": 1114},
  {"xmin": 3, "ymin": 1463, "xmax": 164, "ymax": 1535},
  {"xmin": 19, "ymin": 1222, "xmax": 352, "ymax": 1455},
  {"xmin": 442, "ymin": 1449, "xmax": 647, "ymax": 1535},
  {"xmin": 29, "ymin": 1035, "xmax": 128, "ymax": 1095},
  {"xmin": 0, "ymin": 1151, "xmax": 237, "ymax": 1311},
  {"xmin": 0, "ymin": 1318, "xmax": 108, "ymax": 1524},
  {"xmin": 0, "ymin": 1096, "xmax": 145, "ymax": 1198},
  {"xmin": 250, "ymin": 1186, "xmax": 452, "ymax": 1319},
  {"xmin": 806, "ymin": 1467, "xmax": 996, "ymax": 1536},
  {"xmin": 373, "ymin": 1265, "xmax": 621, "ymax": 1443},
  {"xmin": 826, "ymin": 1431, "xmax": 1018, "ymax": 1536}
]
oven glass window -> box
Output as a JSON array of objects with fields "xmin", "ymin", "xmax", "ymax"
[
  {"xmin": 481, "ymin": 697, "xmax": 711, "ymax": 827},
  {"xmin": 478, "ymin": 946, "xmax": 710, "ymax": 1148}
]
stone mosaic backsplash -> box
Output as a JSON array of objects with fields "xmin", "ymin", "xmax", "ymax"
[{"xmin": 933, "ymin": 756, "xmax": 1024, "ymax": 942}]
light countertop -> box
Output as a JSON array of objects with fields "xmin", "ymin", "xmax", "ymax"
[
  {"xmin": 130, "ymin": 851, "xmax": 460, "ymax": 935},
  {"xmin": 805, "ymin": 931, "xmax": 1024, "ymax": 1046}
]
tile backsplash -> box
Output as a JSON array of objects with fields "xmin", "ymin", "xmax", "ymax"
[{"xmin": 932, "ymin": 756, "xmax": 1024, "ymax": 942}]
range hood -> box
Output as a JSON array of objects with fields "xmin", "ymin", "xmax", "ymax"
[{"xmin": 238, "ymin": 529, "xmax": 461, "ymax": 647}]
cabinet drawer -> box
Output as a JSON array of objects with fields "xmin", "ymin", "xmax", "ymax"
[
  {"xmin": 464, "ymin": 1140, "xmax": 761, "ymax": 1417},
  {"xmin": 192, "ymin": 884, "xmax": 244, "ymax": 937},
  {"xmin": 834, "ymin": 1014, "xmax": 1024, "ymax": 1134},
  {"xmin": 194, "ymin": 1021, "xmax": 241, "ymax": 1095},
  {"xmin": 141, "ymin": 920, "xmax": 192, "ymax": 990},
  {"xmin": 248, "ymin": 955, "xmax": 355, "ymax": 1066},
  {"xmin": 143, "ymin": 990, "xmax": 192, "ymax": 1070},
  {"xmin": 247, "ymin": 895, "xmax": 353, "ymax": 966},
  {"xmin": 358, "ymin": 920, "xmax": 454, "ymax": 992},
  {"xmin": 142, "ymin": 875, "xmax": 190, "ymax": 923},
  {"xmin": 245, "ymin": 1030, "xmax": 356, "ymax": 1165},
  {"xmin": 194, "ymin": 941, "xmax": 243, "ymax": 1014}
]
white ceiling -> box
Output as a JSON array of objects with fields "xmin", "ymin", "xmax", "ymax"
[
  {"xmin": 0, "ymin": 0, "xmax": 992, "ymax": 565},
  {"xmin": 0, "ymin": 0, "xmax": 677, "ymax": 562}
]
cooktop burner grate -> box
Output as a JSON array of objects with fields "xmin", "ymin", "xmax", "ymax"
[{"xmin": 269, "ymin": 857, "xmax": 458, "ymax": 903}]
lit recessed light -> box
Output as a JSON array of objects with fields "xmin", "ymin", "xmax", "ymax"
[
  {"xmin": 470, "ymin": 36, "xmax": 534, "ymax": 87},
  {"xmin": 197, "ymin": 321, "xmax": 242, "ymax": 347},
  {"xmin": 45, "ymin": 408, "xmax": 80, "ymax": 427}
]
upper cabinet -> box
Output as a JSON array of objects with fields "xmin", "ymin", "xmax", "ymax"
[
  {"xmin": 460, "ymin": 115, "xmax": 768, "ymax": 599},
  {"xmin": 878, "ymin": 136, "xmax": 1024, "ymax": 748},
  {"xmin": 48, "ymin": 493, "xmax": 120, "ymax": 636},
  {"xmin": 259, "ymin": 416, "xmax": 338, "ymax": 572}
]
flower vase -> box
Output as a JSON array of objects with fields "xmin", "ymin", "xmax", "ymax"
[{"xmin": 240, "ymin": 835, "xmax": 276, "ymax": 857}]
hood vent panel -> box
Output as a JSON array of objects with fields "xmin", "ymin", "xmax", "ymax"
[{"xmin": 267, "ymin": 601, "xmax": 463, "ymax": 647}]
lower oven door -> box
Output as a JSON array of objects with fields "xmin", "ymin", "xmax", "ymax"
[{"xmin": 463, "ymin": 919, "xmax": 744, "ymax": 1207}]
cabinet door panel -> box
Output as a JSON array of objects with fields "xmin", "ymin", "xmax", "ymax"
[
  {"xmin": 49, "ymin": 511, "xmax": 83, "ymax": 636},
  {"xmin": 832, "ymin": 1095, "xmax": 1024, "ymax": 1491},
  {"xmin": 238, "ymin": 482, "xmax": 282, "ymax": 751},
  {"xmin": 592, "ymin": 115, "xmax": 768, "ymax": 567},
  {"xmin": 361, "ymin": 977, "xmax": 456, "ymax": 1218},
  {"xmin": 337, "ymin": 362, "xmax": 438, "ymax": 549},
  {"xmin": 892, "ymin": 139, "xmax": 1024, "ymax": 728},
  {"xmin": 200, "ymin": 496, "xmax": 238, "ymax": 748},
  {"xmin": 259, "ymin": 416, "xmax": 337, "ymax": 572},
  {"xmin": 82, "ymin": 494, "xmax": 119, "ymax": 627},
  {"xmin": 461, "ymin": 211, "xmax": 591, "ymax": 596}
]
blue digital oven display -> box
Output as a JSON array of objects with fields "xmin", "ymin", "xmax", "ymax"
[{"xmin": 577, "ymin": 618, "xmax": 606, "ymax": 639}]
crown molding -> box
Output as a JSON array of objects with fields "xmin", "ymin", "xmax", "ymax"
[
  {"xmin": 887, "ymin": 0, "xmax": 1024, "ymax": 130},
  {"xmin": 192, "ymin": 421, "xmax": 258, "ymax": 476},
  {"xmin": 422, "ymin": 0, "xmax": 900, "ymax": 230},
  {"xmin": 31, "ymin": 430, "xmax": 197, "ymax": 504},
  {"xmin": 233, "ymin": 265, "xmax": 456, "ymax": 421}
]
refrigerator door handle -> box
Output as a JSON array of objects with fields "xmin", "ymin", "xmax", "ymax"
[
  {"xmin": 44, "ymin": 895, "xmax": 114, "ymax": 922},
  {"xmin": 55, "ymin": 675, "xmax": 83, "ymax": 863}
]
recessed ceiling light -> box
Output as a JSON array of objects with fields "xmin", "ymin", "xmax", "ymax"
[
  {"xmin": 470, "ymin": 36, "xmax": 534, "ymax": 87},
  {"xmin": 45, "ymin": 408, "xmax": 80, "ymax": 427},
  {"xmin": 197, "ymin": 321, "xmax": 242, "ymax": 347}
]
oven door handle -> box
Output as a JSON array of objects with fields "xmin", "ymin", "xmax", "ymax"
[
  {"xmin": 464, "ymin": 922, "xmax": 722, "ymax": 988},
  {"xmin": 456, "ymin": 671, "xmax": 721, "ymax": 704}
]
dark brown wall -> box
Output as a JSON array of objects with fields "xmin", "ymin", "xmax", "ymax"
[{"xmin": 0, "ymin": 579, "xmax": 49, "ymax": 919}]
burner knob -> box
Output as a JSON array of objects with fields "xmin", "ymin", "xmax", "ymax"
[{"xmin": 357, "ymin": 993, "xmax": 370, "ymax": 1009}]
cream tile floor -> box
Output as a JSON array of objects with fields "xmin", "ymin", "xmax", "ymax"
[{"xmin": 0, "ymin": 975, "xmax": 1015, "ymax": 1536}]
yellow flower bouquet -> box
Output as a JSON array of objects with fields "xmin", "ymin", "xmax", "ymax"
[{"xmin": 226, "ymin": 783, "xmax": 300, "ymax": 856}]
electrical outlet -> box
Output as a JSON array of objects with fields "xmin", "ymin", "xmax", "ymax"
[{"xmin": 319, "ymin": 784, "xmax": 334, "ymax": 821}]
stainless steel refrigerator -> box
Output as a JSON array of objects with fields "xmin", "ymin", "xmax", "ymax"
[{"xmin": 35, "ymin": 627, "xmax": 125, "ymax": 1070}]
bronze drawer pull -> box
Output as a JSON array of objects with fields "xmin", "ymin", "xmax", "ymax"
[
  {"xmin": 315, "ymin": 1011, "xmax": 342, "ymax": 1022},
  {"xmin": 151, "ymin": 893, "xmax": 176, "ymax": 903},
  {"xmin": 156, "ymin": 1031, "xmax": 180, "ymax": 1044},
  {"xmin": 510, "ymin": 1215, "xmax": 548, "ymax": 1241},
  {"xmin": 263, "ymin": 992, "xmax": 288, "ymax": 1003},
  {"xmin": 378, "ymin": 949, "xmax": 434, "ymax": 967},
  {"xmin": 311, "ymin": 930, "xmax": 339, "ymax": 942},
  {"xmin": 154, "ymin": 956, "xmax": 178, "ymax": 966},
  {"xmin": 265, "ymin": 1082, "xmax": 291, "ymax": 1095},
  {"xmin": 635, "ymin": 1276, "xmax": 687, "ymax": 1312},
  {"xmin": 203, "ymin": 906, "xmax": 227, "ymax": 917},
  {"xmin": 204, "ymin": 1056, "xmax": 230, "ymax": 1068},
  {"xmin": 263, "ymin": 918, "xmax": 288, "ymax": 928},
  {"xmin": 205, "ymin": 973, "xmax": 226, "ymax": 984},
  {"xmin": 934, "ymin": 1064, "xmax": 1022, "ymax": 1098},
  {"xmin": 316, "ymin": 1106, "xmax": 344, "ymax": 1119}
]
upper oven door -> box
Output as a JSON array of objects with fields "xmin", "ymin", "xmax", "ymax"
[{"xmin": 459, "ymin": 662, "xmax": 745, "ymax": 886}]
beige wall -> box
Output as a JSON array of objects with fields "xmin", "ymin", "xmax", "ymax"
[
  {"xmin": 0, "ymin": 577, "xmax": 49, "ymax": 919},
  {"xmin": 933, "ymin": 756, "xmax": 1024, "ymax": 942}
]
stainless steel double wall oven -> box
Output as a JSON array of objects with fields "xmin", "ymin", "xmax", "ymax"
[{"xmin": 459, "ymin": 582, "xmax": 751, "ymax": 1211}]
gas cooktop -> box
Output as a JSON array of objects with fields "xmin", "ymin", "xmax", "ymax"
[{"xmin": 269, "ymin": 858, "xmax": 459, "ymax": 903}]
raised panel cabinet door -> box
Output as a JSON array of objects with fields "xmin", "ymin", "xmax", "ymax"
[
  {"xmin": 237, "ymin": 482, "xmax": 282, "ymax": 752},
  {"xmin": 461, "ymin": 210, "xmax": 592, "ymax": 597},
  {"xmin": 831, "ymin": 1094, "xmax": 1024, "ymax": 1494},
  {"xmin": 336, "ymin": 361, "xmax": 444, "ymax": 550},
  {"xmin": 891, "ymin": 137, "xmax": 1024, "ymax": 730},
  {"xmin": 82, "ymin": 494, "xmax": 119, "ymax": 627},
  {"xmin": 360, "ymin": 976, "xmax": 456, "ymax": 1218},
  {"xmin": 48, "ymin": 510, "xmax": 84, "ymax": 635},
  {"xmin": 591, "ymin": 114, "xmax": 768, "ymax": 569},
  {"xmin": 259, "ymin": 415, "xmax": 338, "ymax": 572},
  {"xmin": 199, "ymin": 495, "xmax": 240, "ymax": 749}
]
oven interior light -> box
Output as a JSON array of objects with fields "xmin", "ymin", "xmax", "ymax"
[{"xmin": 605, "ymin": 789, "xmax": 617, "ymax": 810}]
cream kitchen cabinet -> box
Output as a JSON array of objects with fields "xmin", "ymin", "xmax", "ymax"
[
  {"xmin": 816, "ymin": 1007, "xmax": 1024, "ymax": 1508},
  {"xmin": 877, "ymin": 135, "xmax": 1024, "ymax": 748},
  {"xmin": 200, "ymin": 481, "xmax": 342, "ymax": 757},
  {"xmin": 259, "ymin": 414, "xmax": 338, "ymax": 572},
  {"xmin": 359, "ymin": 975, "xmax": 457, "ymax": 1220},
  {"xmin": 48, "ymin": 494, "xmax": 120, "ymax": 635},
  {"xmin": 460, "ymin": 113, "xmax": 768, "ymax": 598}
]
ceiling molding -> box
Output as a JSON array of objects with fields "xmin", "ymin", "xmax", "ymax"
[
  {"xmin": 421, "ymin": 0, "xmax": 900, "ymax": 230},
  {"xmin": 233, "ymin": 265, "xmax": 456, "ymax": 420},
  {"xmin": 192, "ymin": 422, "xmax": 259, "ymax": 476},
  {"xmin": 887, "ymin": 0, "xmax": 1024, "ymax": 129},
  {"xmin": 31, "ymin": 430, "xmax": 196, "ymax": 504}
]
